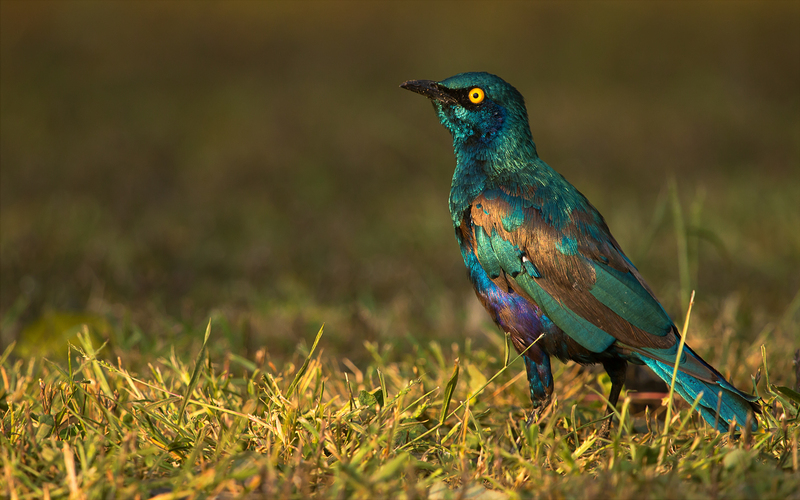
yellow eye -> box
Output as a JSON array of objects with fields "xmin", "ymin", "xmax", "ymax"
[{"xmin": 468, "ymin": 87, "xmax": 485, "ymax": 104}]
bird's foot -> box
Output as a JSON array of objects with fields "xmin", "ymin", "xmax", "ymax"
[
  {"xmin": 598, "ymin": 406, "xmax": 622, "ymax": 439},
  {"xmin": 525, "ymin": 398, "xmax": 553, "ymax": 428},
  {"xmin": 599, "ymin": 414, "xmax": 614, "ymax": 439},
  {"xmin": 515, "ymin": 399, "xmax": 553, "ymax": 451},
  {"xmin": 525, "ymin": 408, "xmax": 542, "ymax": 428}
]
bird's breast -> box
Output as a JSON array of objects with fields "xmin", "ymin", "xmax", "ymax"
[{"xmin": 457, "ymin": 214, "xmax": 612, "ymax": 364}]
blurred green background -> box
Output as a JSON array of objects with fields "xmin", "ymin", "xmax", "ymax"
[{"xmin": 1, "ymin": 2, "xmax": 798, "ymax": 372}]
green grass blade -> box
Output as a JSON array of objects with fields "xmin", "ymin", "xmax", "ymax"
[
  {"xmin": 176, "ymin": 319, "xmax": 212, "ymax": 425},
  {"xmin": 439, "ymin": 358, "xmax": 460, "ymax": 426},
  {"xmin": 0, "ymin": 340, "xmax": 16, "ymax": 366},
  {"xmin": 286, "ymin": 325, "xmax": 325, "ymax": 399}
]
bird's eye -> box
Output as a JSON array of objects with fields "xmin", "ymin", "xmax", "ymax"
[{"xmin": 468, "ymin": 88, "xmax": 485, "ymax": 104}]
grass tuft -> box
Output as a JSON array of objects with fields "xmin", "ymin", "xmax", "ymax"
[{"xmin": 2, "ymin": 319, "xmax": 798, "ymax": 499}]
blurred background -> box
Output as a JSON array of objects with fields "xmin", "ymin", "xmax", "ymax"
[{"xmin": 1, "ymin": 2, "xmax": 798, "ymax": 379}]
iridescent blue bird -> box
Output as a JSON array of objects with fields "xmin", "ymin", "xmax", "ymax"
[{"xmin": 401, "ymin": 72, "xmax": 759, "ymax": 432}]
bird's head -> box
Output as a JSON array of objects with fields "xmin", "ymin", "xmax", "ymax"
[{"xmin": 401, "ymin": 72, "xmax": 534, "ymax": 152}]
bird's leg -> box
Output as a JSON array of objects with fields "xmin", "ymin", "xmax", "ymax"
[
  {"xmin": 523, "ymin": 347, "xmax": 554, "ymax": 427},
  {"xmin": 600, "ymin": 359, "xmax": 628, "ymax": 436}
]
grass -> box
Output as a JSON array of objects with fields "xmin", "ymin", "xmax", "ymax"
[
  {"xmin": 2, "ymin": 2, "xmax": 800, "ymax": 499},
  {"xmin": 2, "ymin": 312, "xmax": 799, "ymax": 499}
]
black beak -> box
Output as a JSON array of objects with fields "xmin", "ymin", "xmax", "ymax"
[{"xmin": 400, "ymin": 79, "xmax": 458, "ymax": 105}]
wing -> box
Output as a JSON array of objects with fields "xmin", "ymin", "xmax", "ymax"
[{"xmin": 463, "ymin": 187, "xmax": 678, "ymax": 355}]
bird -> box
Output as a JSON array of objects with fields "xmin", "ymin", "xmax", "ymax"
[{"xmin": 401, "ymin": 72, "xmax": 759, "ymax": 432}]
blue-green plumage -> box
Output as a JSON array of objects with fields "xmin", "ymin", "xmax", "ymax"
[{"xmin": 402, "ymin": 72, "xmax": 759, "ymax": 432}]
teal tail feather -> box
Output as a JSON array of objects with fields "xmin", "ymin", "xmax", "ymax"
[{"xmin": 636, "ymin": 347, "xmax": 759, "ymax": 432}]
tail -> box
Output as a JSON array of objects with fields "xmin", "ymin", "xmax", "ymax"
[{"xmin": 633, "ymin": 345, "xmax": 760, "ymax": 432}]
